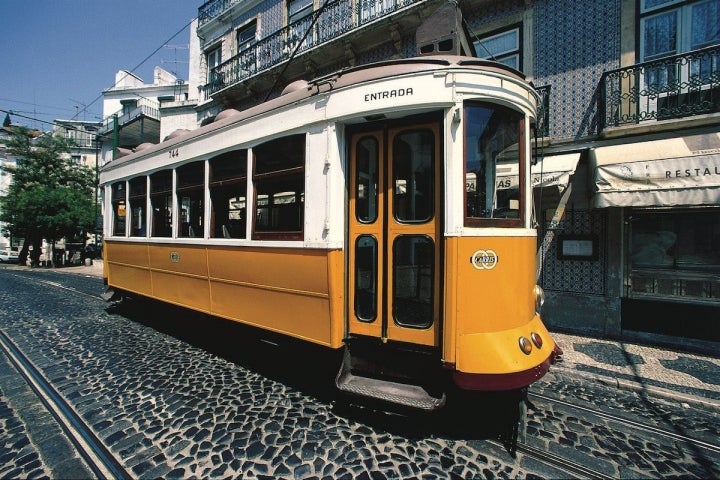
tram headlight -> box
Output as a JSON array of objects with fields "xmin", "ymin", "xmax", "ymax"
[
  {"xmin": 518, "ymin": 336, "xmax": 533, "ymax": 355},
  {"xmin": 534, "ymin": 284, "xmax": 545, "ymax": 314}
]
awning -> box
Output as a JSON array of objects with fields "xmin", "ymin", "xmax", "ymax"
[
  {"xmin": 529, "ymin": 153, "xmax": 581, "ymax": 189},
  {"xmin": 590, "ymin": 132, "xmax": 720, "ymax": 208},
  {"xmin": 465, "ymin": 152, "xmax": 580, "ymax": 191}
]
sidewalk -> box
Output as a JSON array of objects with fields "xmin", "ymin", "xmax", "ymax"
[
  {"xmin": 550, "ymin": 331, "xmax": 720, "ymax": 410},
  {"xmin": 7, "ymin": 260, "xmax": 719, "ymax": 410}
]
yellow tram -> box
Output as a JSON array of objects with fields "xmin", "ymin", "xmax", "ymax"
[{"xmin": 99, "ymin": 56, "xmax": 561, "ymax": 410}]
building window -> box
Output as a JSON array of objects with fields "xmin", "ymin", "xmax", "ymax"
[
  {"xmin": 210, "ymin": 150, "xmax": 247, "ymax": 239},
  {"xmin": 474, "ymin": 26, "xmax": 521, "ymax": 70},
  {"xmin": 640, "ymin": 0, "xmax": 720, "ymax": 61},
  {"xmin": 628, "ymin": 209, "xmax": 720, "ymax": 302},
  {"xmin": 252, "ymin": 134, "xmax": 305, "ymax": 240},
  {"xmin": 287, "ymin": 0, "xmax": 314, "ymax": 52},
  {"xmin": 237, "ymin": 20, "xmax": 257, "ymax": 51},
  {"xmin": 177, "ymin": 161, "xmax": 205, "ymax": 238},
  {"xmin": 206, "ymin": 46, "xmax": 222, "ymax": 84},
  {"xmin": 631, "ymin": 210, "xmax": 720, "ymax": 272},
  {"xmin": 288, "ymin": 0, "xmax": 313, "ymax": 24}
]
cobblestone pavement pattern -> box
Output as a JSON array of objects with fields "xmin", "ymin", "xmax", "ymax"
[
  {"xmin": 0, "ymin": 264, "xmax": 718, "ymax": 478},
  {"xmin": 0, "ymin": 390, "xmax": 51, "ymax": 479}
]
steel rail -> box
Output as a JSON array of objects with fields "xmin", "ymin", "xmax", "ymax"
[
  {"xmin": 8, "ymin": 272, "xmax": 102, "ymax": 300},
  {"xmin": 486, "ymin": 438, "xmax": 616, "ymax": 480},
  {"xmin": 0, "ymin": 330, "xmax": 131, "ymax": 480},
  {"xmin": 530, "ymin": 391, "xmax": 720, "ymax": 454}
]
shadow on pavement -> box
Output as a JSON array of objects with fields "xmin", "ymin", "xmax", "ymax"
[{"xmin": 106, "ymin": 296, "xmax": 526, "ymax": 449}]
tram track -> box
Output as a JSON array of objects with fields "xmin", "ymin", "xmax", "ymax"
[
  {"xmin": 7, "ymin": 270, "xmax": 104, "ymax": 300},
  {"xmin": 528, "ymin": 391, "xmax": 720, "ymax": 455},
  {"xmin": 0, "ymin": 329, "xmax": 131, "ymax": 480},
  {"xmin": 512, "ymin": 440, "xmax": 617, "ymax": 480}
]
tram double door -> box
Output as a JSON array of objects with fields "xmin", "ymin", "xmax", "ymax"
[{"xmin": 348, "ymin": 122, "xmax": 441, "ymax": 348}]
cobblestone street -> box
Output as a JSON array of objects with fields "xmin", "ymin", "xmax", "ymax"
[{"xmin": 0, "ymin": 265, "xmax": 718, "ymax": 478}]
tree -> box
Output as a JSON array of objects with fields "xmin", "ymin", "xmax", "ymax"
[
  {"xmin": 0, "ymin": 127, "xmax": 95, "ymax": 266},
  {"xmin": 2, "ymin": 113, "xmax": 10, "ymax": 127}
]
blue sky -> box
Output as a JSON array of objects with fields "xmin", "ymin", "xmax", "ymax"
[{"xmin": 0, "ymin": 1, "xmax": 199, "ymax": 130}]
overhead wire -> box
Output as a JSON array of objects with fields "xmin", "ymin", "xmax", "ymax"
[
  {"xmin": 2, "ymin": 16, "xmax": 195, "ymax": 134},
  {"xmin": 71, "ymin": 18, "xmax": 196, "ymax": 122}
]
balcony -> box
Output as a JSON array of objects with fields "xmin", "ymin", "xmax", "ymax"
[
  {"xmin": 202, "ymin": 0, "xmax": 423, "ymax": 100},
  {"xmin": 198, "ymin": 0, "xmax": 243, "ymax": 28},
  {"xmin": 98, "ymin": 98, "xmax": 161, "ymax": 148},
  {"xmin": 601, "ymin": 45, "xmax": 720, "ymax": 130}
]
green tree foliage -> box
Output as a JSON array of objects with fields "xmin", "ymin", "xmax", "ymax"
[{"xmin": 0, "ymin": 127, "xmax": 95, "ymax": 266}]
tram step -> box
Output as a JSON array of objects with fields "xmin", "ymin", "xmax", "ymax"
[{"xmin": 335, "ymin": 349, "xmax": 446, "ymax": 411}]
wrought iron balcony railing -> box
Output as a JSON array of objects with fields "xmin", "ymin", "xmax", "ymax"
[
  {"xmin": 601, "ymin": 45, "xmax": 720, "ymax": 129},
  {"xmin": 198, "ymin": 0, "xmax": 243, "ymax": 28},
  {"xmin": 99, "ymin": 98, "xmax": 161, "ymax": 134},
  {"xmin": 202, "ymin": 0, "xmax": 421, "ymax": 99}
]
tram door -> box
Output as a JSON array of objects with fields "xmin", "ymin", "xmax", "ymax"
[{"xmin": 348, "ymin": 123, "xmax": 441, "ymax": 347}]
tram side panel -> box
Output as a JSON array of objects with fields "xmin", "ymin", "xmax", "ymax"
[
  {"xmin": 104, "ymin": 241, "xmax": 344, "ymax": 348},
  {"xmin": 207, "ymin": 246, "xmax": 344, "ymax": 347},
  {"xmin": 149, "ymin": 244, "xmax": 211, "ymax": 311},
  {"xmin": 105, "ymin": 241, "xmax": 153, "ymax": 297}
]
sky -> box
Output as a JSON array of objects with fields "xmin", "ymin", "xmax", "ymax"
[{"xmin": 0, "ymin": 1, "xmax": 200, "ymax": 131}]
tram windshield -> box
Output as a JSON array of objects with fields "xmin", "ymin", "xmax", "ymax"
[{"xmin": 464, "ymin": 103, "xmax": 524, "ymax": 226}]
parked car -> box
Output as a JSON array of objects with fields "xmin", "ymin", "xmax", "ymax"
[{"xmin": 0, "ymin": 249, "xmax": 20, "ymax": 263}]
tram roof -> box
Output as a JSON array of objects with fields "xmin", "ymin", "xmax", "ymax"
[{"xmin": 101, "ymin": 55, "xmax": 529, "ymax": 174}]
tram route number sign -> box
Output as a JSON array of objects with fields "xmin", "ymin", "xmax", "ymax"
[{"xmin": 470, "ymin": 249, "xmax": 498, "ymax": 270}]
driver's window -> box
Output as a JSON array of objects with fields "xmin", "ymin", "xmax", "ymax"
[{"xmin": 465, "ymin": 102, "xmax": 524, "ymax": 226}]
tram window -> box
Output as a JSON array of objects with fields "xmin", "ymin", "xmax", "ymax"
[
  {"xmin": 393, "ymin": 235, "xmax": 434, "ymax": 328},
  {"xmin": 464, "ymin": 103, "xmax": 524, "ymax": 226},
  {"xmin": 252, "ymin": 135, "xmax": 305, "ymax": 240},
  {"xmin": 355, "ymin": 136, "xmax": 379, "ymax": 223},
  {"xmin": 111, "ymin": 182, "xmax": 126, "ymax": 237},
  {"xmin": 150, "ymin": 170, "xmax": 173, "ymax": 237},
  {"xmin": 355, "ymin": 235, "xmax": 378, "ymax": 322},
  {"xmin": 393, "ymin": 130, "xmax": 434, "ymax": 223},
  {"xmin": 129, "ymin": 177, "xmax": 147, "ymax": 237},
  {"xmin": 210, "ymin": 150, "xmax": 247, "ymax": 239},
  {"xmin": 177, "ymin": 161, "xmax": 205, "ymax": 238}
]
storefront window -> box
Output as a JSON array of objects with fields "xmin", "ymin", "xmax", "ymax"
[
  {"xmin": 631, "ymin": 210, "xmax": 720, "ymax": 271},
  {"xmin": 629, "ymin": 210, "xmax": 720, "ymax": 302}
]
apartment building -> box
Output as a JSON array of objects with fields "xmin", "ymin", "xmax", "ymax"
[
  {"xmin": 99, "ymin": 67, "xmax": 191, "ymax": 165},
  {"xmin": 179, "ymin": 0, "xmax": 719, "ymax": 345}
]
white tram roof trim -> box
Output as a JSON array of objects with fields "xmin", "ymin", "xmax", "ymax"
[{"xmin": 100, "ymin": 56, "xmax": 534, "ymax": 178}]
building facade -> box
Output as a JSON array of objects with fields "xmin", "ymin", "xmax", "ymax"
[
  {"xmin": 144, "ymin": 0, "xmax": 718, "ymax": 346},
  {"xmin": 99, "ymin": 67, "xmax": 191, "ymax": 165}
]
